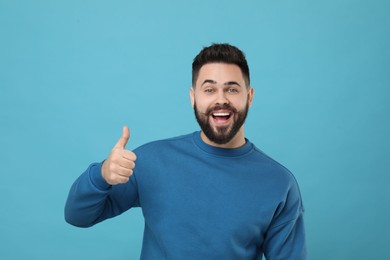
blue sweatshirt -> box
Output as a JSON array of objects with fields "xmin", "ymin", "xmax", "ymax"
[{"xmin": 65, "ymin": 132, "xmax": 306, "ymax": 259}]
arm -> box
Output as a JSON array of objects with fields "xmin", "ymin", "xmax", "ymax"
[
  {"xmin": 64, "ymin": 126, "xmax": 139, "ymax": 227},
  {"xmin": 64, "ymin": 162, "xmax": 139, "ymax": 227},
  {"xmin": 263, "ymin": 182, "xmax": 307, "ymax": 260}
]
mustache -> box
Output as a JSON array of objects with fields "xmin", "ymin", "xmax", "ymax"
[{"xmin": 202, "ymin": 104, "xmax": 238, "ymax": 116}]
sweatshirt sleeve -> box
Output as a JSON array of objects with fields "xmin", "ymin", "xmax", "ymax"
[
  {"xmin": 263, "ymin": 180, "xmax": 307, "ymax": 260},
  {"xmin": 64, "ymin": 162, "xmax": 139, "ymax": 227}
]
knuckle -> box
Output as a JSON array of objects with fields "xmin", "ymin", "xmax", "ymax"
[
  {"xmin": 130, "ymin": 162, "xmax": 135, "ymax": 169},
  {"xmin": 112, "ymin": 149, "xmax": 122, "ymax": 158},
  {"xmin": 124, "ymin": 169, "xmax": 133, "ymax": 177}
]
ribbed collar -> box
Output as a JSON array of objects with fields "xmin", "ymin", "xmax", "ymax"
[{"xmin": 192, "ymin": 131, "xmax": 253, "ymax": 158}]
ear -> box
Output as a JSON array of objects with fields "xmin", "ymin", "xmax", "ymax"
[
  {"xmin": 190, "ymin": 87, "xmax": 195, "ymax": 108},
  {"xmin": 247, "ymin": 87, "xmax": 254, "ymax": 107}
]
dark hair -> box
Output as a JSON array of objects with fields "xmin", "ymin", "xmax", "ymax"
[{"xmin": 192, "ymin": 43, "xmax": 250, "ymax": 88}]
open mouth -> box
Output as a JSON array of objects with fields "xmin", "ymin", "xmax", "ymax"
[{"xmin": 211, "ymin": 111, "xmax": 232, "ymax": 124}]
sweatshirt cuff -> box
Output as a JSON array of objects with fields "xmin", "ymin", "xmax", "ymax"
[{"xmin": 89, "ymin": 161, "xmax": 112, "ymax": 191}]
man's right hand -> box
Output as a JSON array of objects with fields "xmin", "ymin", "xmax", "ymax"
[{"xmin": 101, "ymin": 126, "xmax": 137, "ymax": 185}]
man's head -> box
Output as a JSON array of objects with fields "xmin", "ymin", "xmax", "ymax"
[
  {"xmin": 190, "ymin": 44, "xmax": 254, "ymax": 147},
  {"xmin": 192, "ymin": 43, "xmax": 250, "ymax": 89}
]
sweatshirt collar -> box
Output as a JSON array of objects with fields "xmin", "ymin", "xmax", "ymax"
[{"xmin": 192, "ymin": 131, "xmax": 253, "ymax": 157}]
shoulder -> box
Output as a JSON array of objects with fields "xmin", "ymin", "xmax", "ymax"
[
  {"xmin": 249, "ymin": 144, "xmax": 300, "ymax": 188},
  {"xmin": 246, "ymin": 145, "xmax": 305, "ymax": 213},
  {"xmin": 134, "ymin": 132, "xmax": 195, "ymax": 155}
]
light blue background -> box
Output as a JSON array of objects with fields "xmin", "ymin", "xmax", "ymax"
[{"xmin": 1, "ymin": 0, "xmax": 389, "ymax": 259}]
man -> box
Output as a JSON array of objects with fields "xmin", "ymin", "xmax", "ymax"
[{"xmin": 65, "ymin": 43, "xmax": 307, "ymax": 259}]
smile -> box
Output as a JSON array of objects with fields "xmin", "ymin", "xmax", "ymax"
[{"xmin": 211, "ymin": 111, "xmax": 233, "ymax": 124}]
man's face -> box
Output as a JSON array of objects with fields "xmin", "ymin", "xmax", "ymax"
[{"xmin": 190, "ymin": 63, "xmax": 254, "ymax": 145}]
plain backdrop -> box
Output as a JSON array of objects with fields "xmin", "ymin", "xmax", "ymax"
[{"xmin": 1, "ymin": 0, "xmax": 389, "ymax": 259}]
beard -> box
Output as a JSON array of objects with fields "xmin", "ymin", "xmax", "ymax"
[{"xmin": 194, "ymin": 101, "xmax": 249, "ymax": 145}]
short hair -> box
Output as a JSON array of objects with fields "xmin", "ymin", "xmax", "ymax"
[{"xmin": 192, "ymin": 43, "xmax": 250, "ymax": 88}]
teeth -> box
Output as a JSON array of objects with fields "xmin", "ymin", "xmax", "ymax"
[{"xmin": 213, "ymin": 112, "xmax": 230, "ymax": 116}]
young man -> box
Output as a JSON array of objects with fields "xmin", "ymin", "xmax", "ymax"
[{"xmin": 65, "ymin": 44, "xmax": 307, "ymax": 259}]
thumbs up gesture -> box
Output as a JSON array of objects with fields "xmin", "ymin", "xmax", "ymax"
[{"xmin": 101, "ymin": 126, "xmax": 137, "ymax": 185}]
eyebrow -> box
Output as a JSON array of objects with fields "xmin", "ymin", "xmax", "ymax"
[
  {"xmin": 201, "ymin": 79, "xmax": 242, "ymax": 87},
  {"xmin": 224, "ymin": 81, "xmax": 241, "ymax": 87}
]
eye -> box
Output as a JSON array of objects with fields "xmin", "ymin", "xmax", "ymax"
[
  {"xmin": 227, "ymin": 88, "xmax": 239, "ymax": 93},
  {"xmin": 204, "ymin": 88, "xmax": 215, "ymax": 94}
]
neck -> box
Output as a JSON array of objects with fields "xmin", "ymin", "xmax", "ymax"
[{"xmin": 200, "ymin": 128, "xmax": 246, "ymax": 149}]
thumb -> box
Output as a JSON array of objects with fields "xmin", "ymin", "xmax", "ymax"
[{"xmin": 114, "ymin": 126, "xmax": 130, "ymax": 149}]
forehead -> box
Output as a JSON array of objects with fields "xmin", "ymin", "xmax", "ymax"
[{"xmin": 196, "ymin": 63, "xmax": 245, "ymax": 86}]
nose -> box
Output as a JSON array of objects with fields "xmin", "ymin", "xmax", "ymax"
[{"xmin": 215, "ymin": 91, "xmax": 229, "ymax": 105}]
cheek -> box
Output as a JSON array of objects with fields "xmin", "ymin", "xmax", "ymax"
[
  {"xmin": 194, "ymin": 97, "xmax": 212, "ymax": 112},
  {"xmin": 196, "ymin": 103, "xmax": 208, "ymax": 114},
  {"xmin": 231, "ymin": 97, "xmax": 248, "ymax": 110}
]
